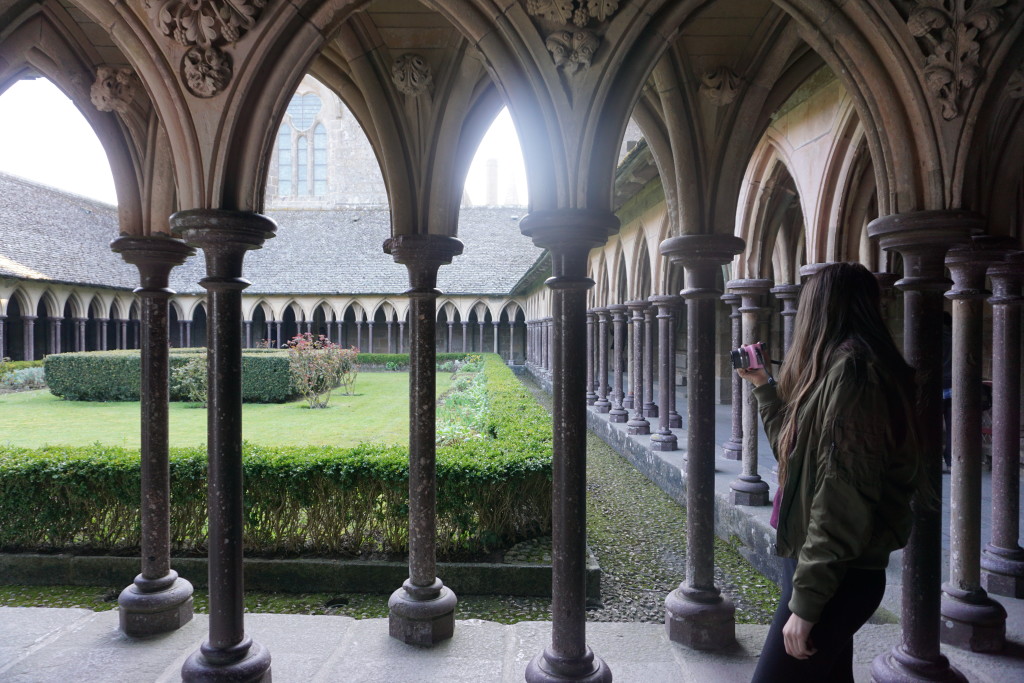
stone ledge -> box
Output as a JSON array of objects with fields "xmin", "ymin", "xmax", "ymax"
[{"xmin": 0, "ymin": 552, "xmax": 601, "ymax": 600}]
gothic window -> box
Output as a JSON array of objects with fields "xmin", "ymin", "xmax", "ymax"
[{"xmin": 277, "ymin": 93, "xmax": 326, "ymax": 197}]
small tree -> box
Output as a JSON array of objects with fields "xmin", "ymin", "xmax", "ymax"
[
  {"xmin": 172, "ymin": 355, "xmax": 208, "ymax": 406},
  {"xmin": 286, "ymin": 333, "xmax": 357, "ymax": 408}
]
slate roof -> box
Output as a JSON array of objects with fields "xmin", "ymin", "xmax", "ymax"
[{"xmin": 0, "ymin": 172, "xmax": 542, "ymax": 297}]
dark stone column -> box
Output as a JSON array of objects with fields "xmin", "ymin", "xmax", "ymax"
[
  {"xmin": 446, "ymin": 320, "xmax": 453, "ymax": 353},
  {"xmin": 73, "ymin": 318, "xmax": 85, "ymax": 352},
  {"xmin": 626, "ymin": 300, "xmax": 650, "ymax": 435},
  {"xmin": 120, "ymin": 319, "xmax": 129, "ymax": 349},
  {"xmin": 368, "ymin": 322, "xmax": 375, "ymax": 353},
  {"xmin": 726, "ymin": 279, "xmax": 772, "ymax": 507},
  {"xmin": 274, "ymin": 321, "xmax": 282, "ymax": 348},
  {"xmin": 244, "ymin": 321, "xmax": 252, "ymax": 348},
  {"xmin": 982, "ymin": 251, "xmax": 1024, "ymax": 598},
  {"xmin": 770, "ymin": 284, "xmax": 800, "ymax": 356},
  {"xmin": 608, "ymin": 305, "xmax": 629, "ymax": 423},
  {"xmin": 387, "ymin": 321, "xmax": 394, "ymax": 353},
  {"xmin": 111, "ymin": 236, "xmax": 196, "ymax": 637},
  {"xmin": 22, "ymin": 315, "xmax": 36, "ymax": 361},
  {"xmin": 461, "ymin": 320, "xmax": 469, "ymax": 352},
  {"xmin": 182, "ymin": 320, "xmax": 190, "ymax": 348},
  {"xmin": 49, "ymin": 317, "xmax": 61, "ymax": 355},
  {"xmin": 593, "ymin": 309, "xmax": 611, "ymax": 412},
  {"xmin": 356, "ymin": 320, "xmax": 364, "ymax": 350},
  {"xmin": 399, "ymin": 321, "xmax": 406, "ymax": 353},
  {"xmin": 0, "ymin": 315, "xmax": 5, "ymax": 358},
  {"xmin": 667, "ymin": 299, "xmax": 683, "ymax": 429},
  {"xmin": 508, "ymin": 320, "xmax": 514, "ymax": 362},
  {"xmin": 492, "ymin": 321, "xmax": 499, "ymax": 354},
  {"xmin": 623, "ymin": 311, "xmax": 635, "ymax": 411},
  {"xmin": 335, "ymin": 321, "xmax": 343, "ymax": 347},
  {"xmin": 643, "ymin": 303, "xmax": 657, "ymax": 418},
  {"xmin": 941, "ymin": 236, "xmax": 1010, "ymax": 652},
  {"xmin": 522, "ymin": 208, "xmax": 615, "ymax": 683},
  {"xmin": 721, "ymin": 293, "xmax": 742, "ymax": 460},
  {"xmin": 174, "ymin": 209, "xmax": 275, "ymax": 682},
  {"xmin": 586, "ymin": 311, "xmax": 597, "ymax": 404},
  {"xmin": 650, "ymin": 296, "xmax": 679, "ymax": 452},
  {"xmin": 384, "ymin": 234, "xmax": 463, "ymax": 646},
  {"xmin": 661, "ymin": 234, "xmax": 743, "ymax": 648},
  {"xmin": 868, "ymin": 210, "xmax": 975, "ymax": 683},
  {"xmin": 478, "ymin": 321, "xmax": 485, "ymax": 351}
]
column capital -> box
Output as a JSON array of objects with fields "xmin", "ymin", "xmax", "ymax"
[
  {"xmin": 384, "ymin": 234, "xmax": 464, "ymax": 292},
  {"xmin": 725, "ymin": 278, "xmax": 773, "ymax": 298},
  {"xmin": 770, "ymin": 283, "xmax": 801, "ymax": 299},
  {"xmin": 519, "ymin": 208, "xmax": 618, "ymax": 253},
  {"xmin": 170, "ymin": 209, "xmax": 275, "ymax": 282},
  {"xmin": 607, "ymin": 303, "xmax": 628, "ymax": 319},
  {"xmin": 111, "ymin": 235, "xmax": 196, "ymax": 293},
  {"xmin": 869, "ymin": 210, "xmax": 978, "ymax": 292},
  {"xmin": 648, "ymin": 294, "xmax": 682, "ymax": 308},
  {"xmin": 988, "ymin": 251, "xmax": 1024, "ymax": 305},
  {"xmin": 625, "ymin": 299, "xmax": 649, "ymax": 312},
  {"xmin": 798, "ymin": 262, "xmax": 834, "ymax": 281},
  {"xmin": 662, "ymin": 234, "xmax": 744, "ymax": 299},
  {"xmin": 946, "ymin": 236, "xmax": 1017, "ymax": 300}
]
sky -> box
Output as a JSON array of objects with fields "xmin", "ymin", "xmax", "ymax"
[{"xmin": 0, "ymin": 78, "xmax": 527, "ymax": 207}]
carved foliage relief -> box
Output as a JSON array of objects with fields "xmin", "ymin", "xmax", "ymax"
[
  {"xmin": 392, "ymin": 54, "xmax": 434, "ymax": 97},
  {"xmin": 907, "ymin": 0, "xmax": 1007, "ymax": 119},
  {"xmin": 91, "ymin": 67, "xmax": 137, "ymax": 113},
  {"xmin": 523, "ymin": 0, "xmax": 620, "ymax": 74},
  {"xmin": 146, "ymin": 1, "xmax": 267, "ymax": 98}
]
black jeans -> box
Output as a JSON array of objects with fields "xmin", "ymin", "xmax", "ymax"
[{"xmin": 751, "ymin": 557, "xmax": 885, "ymax": 683}]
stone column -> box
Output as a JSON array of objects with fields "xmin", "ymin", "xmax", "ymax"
[
  {"xmin": 0, "ymin": 315, "xmax": 5, "ymax": 358},
  {"xmin": 75, "ymin": 318, "xmax": 86, "ymax": 351},
  {"xmin": 384, "ymin": 234, "xmax": 462, "ymax": 646},
  {"xmin": 721, "ymin": 293, "xmax": 742, "ymax": 460},
  {"xmin": 461, "ymin": 320, "xmax": 469, "ymax": 352},
  {"xmin": 868, "ymin": 210, "xmax": 975, "ymax": 683},
  {"xmin": 336, "ymin": 321, "xmax": 343, "ymax": 347},
  {"xmin": 623, "ymin": 311, "xmax": 635, "ymax": 411},
  {"xmin": 521, "ymin": 208, "xmax": 615, "ymax": 683},
  {"xmin": 174, "ymin": 209, "xmax": 275, "ymax": 682},
  {"xmin": 49, "ymin": 317, "xmax": 61, "ymax": 355},
  {"xmin": 661, "ymin": 234, "xmax": 743, "ymax": 649},
  {"xmin": 643, "ymin": 304, "xmax": 657, "ymax": 418},
  {"xmin": 111, "ymin": 236, "xmax": 196, "ymax": 638},
  {"xmin": 368, "ymin": 322, "xmax": 375, "ymax": 353},
  {"xmin": 446, "ymin": 320, "xmax": 453, "ymax": 352},
  {"xmin": 626, "ymin": 300, "xmax": 650, "ymax": 435},
  {"xmin": 608, "ymin": 305, "xmax": 629, "ymax": 423},
  {"xmin": 399, "ymin": 321, "xmax": 406, "ymax": 353},
  {"xmin": 726, "ymin": 279, "xmax": 772, "ymax": 506},
  {"xmin": 585, "ymin": 311, "xmax": 597, "ymax": 404},
  {"xmin": 667, "ymin": 300, "xmax": 683, "ymax": 429},
  {"xmin": 356, "ymin": 320, "xmax": 363, "ymax": 350},
  {"xmin": 650, "ymin": 296, "xmax": 679, "ymax": 452},
  {"xmin": 387, "ymin": 321, "xmax": 394, "ymax": 353},
  {"xmin": 770, "ymin": 284, "xmax": 800, "ymax": 356},
  {"xmin": 982, "ymin": 251, "xmax": 1024, "ymax": 598},
  {"xmin": 182, "ymin": 320, "xmax": 190, "ymax": 348},
  {"xmin": 120, "ymin": 319, "xmax": 128, "ymax": 349},
  {"xmin": 478, "ymin": 321, "xmax": 485, "ymax": 351},
  {"xmin": 593, "ymin": 308, "xmax": 611, "ymax": 413},
  {"xmin": 508, "ymin": 320, "xmax": 515, "ymax": 362},
  {"xmin": 244, "ymin": 321, "xmax": 252, "ymax": 348},
  {"xmin": 22, "ymin": 315, "xmax": 36, "ymax": 361},
  {"xmin": 941, "ymin": 236, "xmax": 1010, "ymax": 652},
  {"xmin": 492, "ymin": 321, "xmax": 499, "ymax": 354},
  {"xmin": 274, "ymin": 321, "xmax": 282, "ymax": 348}
]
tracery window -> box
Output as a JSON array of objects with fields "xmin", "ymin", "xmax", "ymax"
[{"xmin": 277, "ymin": 93, "xmax": 326, "ymax": 197}]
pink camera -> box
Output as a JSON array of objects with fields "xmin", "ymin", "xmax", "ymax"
[{"xmin": 730, "ymin": 342, "xmax": 765, "ymax": 370}]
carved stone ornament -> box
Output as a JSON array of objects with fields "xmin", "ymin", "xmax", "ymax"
[
  {"xmin": 546, "ymin": 30, "xmax": 599, "ymax": 74},
  {"xmin": 391, "ymin": 54, "xmax": 433, "ymax": 97},
  {"xmin": 699, "ymin": 67, "xmax": 742, "ymax": 106},
  {"xmin": 147, "ymin": 0, "xmax": 266, "ymax": 47},
  {"xmin": 907, "ymin": 0, "xmax": 1007, "ymax": 120},
  {"xmin": 182, "ymin": 46, "xmax": 233, "ymax": 98},
  {"xmin": 91, "ymin": 67, "xmax": 137, "ymax": 113}
]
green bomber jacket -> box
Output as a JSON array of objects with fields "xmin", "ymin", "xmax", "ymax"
[{"xmin": 752, "ymin": 347, "xmax": 919, "ymax": 623}]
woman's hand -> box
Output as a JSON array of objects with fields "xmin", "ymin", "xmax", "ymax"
[
  {"xmin": 783, "ymin": 613, "xmax": 817, "ymax": 659},
  {"xmin": 736, "ymin": 367, "xmax": 771, "ymax": 387}
]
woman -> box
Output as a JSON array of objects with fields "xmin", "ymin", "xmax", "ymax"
[{"xmin": 740, "ymin": 262, "xmax": 922, "ymax": 682}]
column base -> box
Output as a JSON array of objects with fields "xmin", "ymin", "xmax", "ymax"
[
  {"xmin": 650, "ymin": 432, "xmax": 678, "ymax": 452},
  {"xmin": 182, "ymin": 636, "xmax": 271, "ymax": 682},
  {"xmin": 981, "ymin": 545, "xmax": 1024, "ymax": 598},
  {"xmin": 940, "ymin": 584, "xmax": 1006, "ymax": 652},
  {"xmin": 593, "ymin": 400, "xmax": 611, "ymax": 414},
  {"xmin": 721, "ymin": 439, "xmax": 742, "ymax": 461},
  {"xmin": 643, "ymin": 404, "xmax": 658, "ymax": 418},
  {"xmin": 623, "ymin": 395, "xmax": 634, "ymax": 409},
  {"xmin": 664, "ymin": 586, "xmax": 736, "ymax": 650},
  {"xmin": 388, "ymin": 578, "xmax": 457, "ymax": 646},
  {"xmin": 668, "ymin": 412, "xmax": 682, "ymax": 429},
  {"xmin": 118, "ymin": 571, "xmax": 194, "ymax": 637},
  {"xmin": 585, "ymin": 392, "xmax": 597, "ymax": 405},
  {"xmin": 626, "ymin": 417, "xmax": 650, "ymax": 435},
  {"xmin": 870, "ymin": 644, "xmax": 966, "ymax": 683},
  {"xmin": 608, "ymin": 408, "xmax": 629, "ymax": 423},
  {"xmin": 730, "ymin": 475, "xmax": 769, "ymax": 506},
  {"xmin": 525, "ymin": 646, "xmax": 611, "ymax": 682}
]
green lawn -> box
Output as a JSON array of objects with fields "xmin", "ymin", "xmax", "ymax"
[{"xmin": 0, "ymin": 372, "xmax": 451, "ymax": 448}]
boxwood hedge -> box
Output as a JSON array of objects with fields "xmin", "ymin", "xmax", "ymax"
[
  {"xmin": 1, "ymin": 355, "xmax": 552, "ymax": 555},
  {"xmin": 44, "ymin": 350, "xmax": 296, "ymax": 403}
]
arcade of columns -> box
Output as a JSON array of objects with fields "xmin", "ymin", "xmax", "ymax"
[{"xmin": 2, "ymin": 2, "xmax": 1023, "ymax": 682}]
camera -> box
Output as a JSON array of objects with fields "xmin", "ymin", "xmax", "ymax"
[{"xmin": 730, "ymin": 342, "xmax": 766, "ymax": 370}]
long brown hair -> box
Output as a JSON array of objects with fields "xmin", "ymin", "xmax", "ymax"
[{"xmin": 775, "ymin": 262, "xmax": 916, "ymax": 486}]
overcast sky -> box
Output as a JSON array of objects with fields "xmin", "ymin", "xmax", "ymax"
[{"xmin": 0, "ymin": 78, "xmax": 526, "ymax": 208}]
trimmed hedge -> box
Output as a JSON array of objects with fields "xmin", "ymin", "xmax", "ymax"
[
  {"xmin": 44, "ymin": 350, "xmax": 296, "ymax": 403},
  {"xmin": 1, "ymin": 355, "xmax": 552, "ymax": 555},
  {"xmin": 356, "ymin": 353, "xmax": 472, "ymax": 370}
]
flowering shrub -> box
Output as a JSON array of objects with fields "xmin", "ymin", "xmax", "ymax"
[
  {"xmin": 171, "ymin": 355, "xmax": 207, "ymax": 406},
  {"xmin": 285, "ymin": 333, "xmax": 359, "ymax": 408}
]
